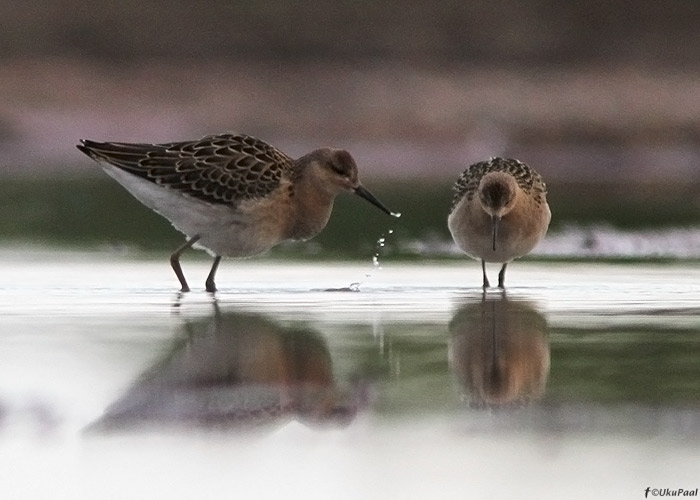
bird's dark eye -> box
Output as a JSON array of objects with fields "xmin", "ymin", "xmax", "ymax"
[
  {"xmin": 330, "ymin": 162, "xmax": 349, "ymax": 176},
  {"xmin": 329, "ymin": 150, "xmax": 355, "ymax": 177}
]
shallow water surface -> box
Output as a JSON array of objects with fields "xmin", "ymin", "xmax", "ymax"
[{"xmin": 1, "ymin": 252, "xmax": 699, "ymax": 499}]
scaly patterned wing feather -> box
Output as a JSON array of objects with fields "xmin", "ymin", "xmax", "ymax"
[
  {"xmin": 450, "ymin": 157, "xmax": 547, "ymax": 211},
  {"xmin": 78, "ymin": 133, "xmax": 295, "ymax": 206}
]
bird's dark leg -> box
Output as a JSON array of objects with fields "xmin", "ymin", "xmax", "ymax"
[
  {"xmin": 481, "ymin": 260, "xmax": 490, "ymax": 289},
  {"xmin": 170, "ymin": 235, "xmax": 201, "ymax": 292},
  {"xmin": 205, "ymin": 256, "xmax": 222, "ymax": 293},
  {"xmin": 497, "ymin": 263, "xmax": 508, "ymax": 289}
]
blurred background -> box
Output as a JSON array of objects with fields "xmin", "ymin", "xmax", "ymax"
[{"xmin": 2, "ymin": 0, "xmax": 700, "ymax": 259}]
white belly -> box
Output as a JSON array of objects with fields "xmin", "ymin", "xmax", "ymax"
[{"xmin": 101, "ymin": 165, "xmax": 287, "ymax": 257}]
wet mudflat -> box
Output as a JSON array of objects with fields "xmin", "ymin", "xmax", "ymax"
[{"xmin": 1, "ymin": 251, "xmax": 699, "ymax": 499}]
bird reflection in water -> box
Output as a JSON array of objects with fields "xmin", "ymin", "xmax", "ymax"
[
  {"xmin": 89, "ymin": 309, "xmax": 359, "ymax": 432},
  {"xmin": 448, "ymin": 293, "xmax": 550, "ymax": 409}
]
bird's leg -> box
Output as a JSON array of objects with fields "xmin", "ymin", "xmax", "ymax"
[
  {"xmin": 205, "ymin": 256, "xmax": 222, "ymax": 293},
  {"xmin": 497, "ymin": 263, "xmax": 508, "ymax": 289},
  {"xmin": 481, "ymin": 260, "xmax": 490, "ymax": 289},
  {"xmin": 170, "ymin": 235, "xmax": 201, "ymax": 292}
]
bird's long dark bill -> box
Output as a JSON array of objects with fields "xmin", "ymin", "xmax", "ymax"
[
  {"xmin": 491, "ymin": 215, "xmax": 500, "ymax": 251},
  {"xmin": 354, "ymin": 185, "xmax": 393, "ymax": 216}
]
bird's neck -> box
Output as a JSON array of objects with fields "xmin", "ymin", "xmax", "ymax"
[{"xmin": 287, "ymin": 175, "xmax": 336, "ymax": 241}]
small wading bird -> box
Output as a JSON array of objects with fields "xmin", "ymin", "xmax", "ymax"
[
  {"xmin": 78, "ymin": 133, "xmax": 397, "ymax": 292},
  {"xmin": 447, "ymin": 157, "xmax": 551, "ymax": 288}
]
